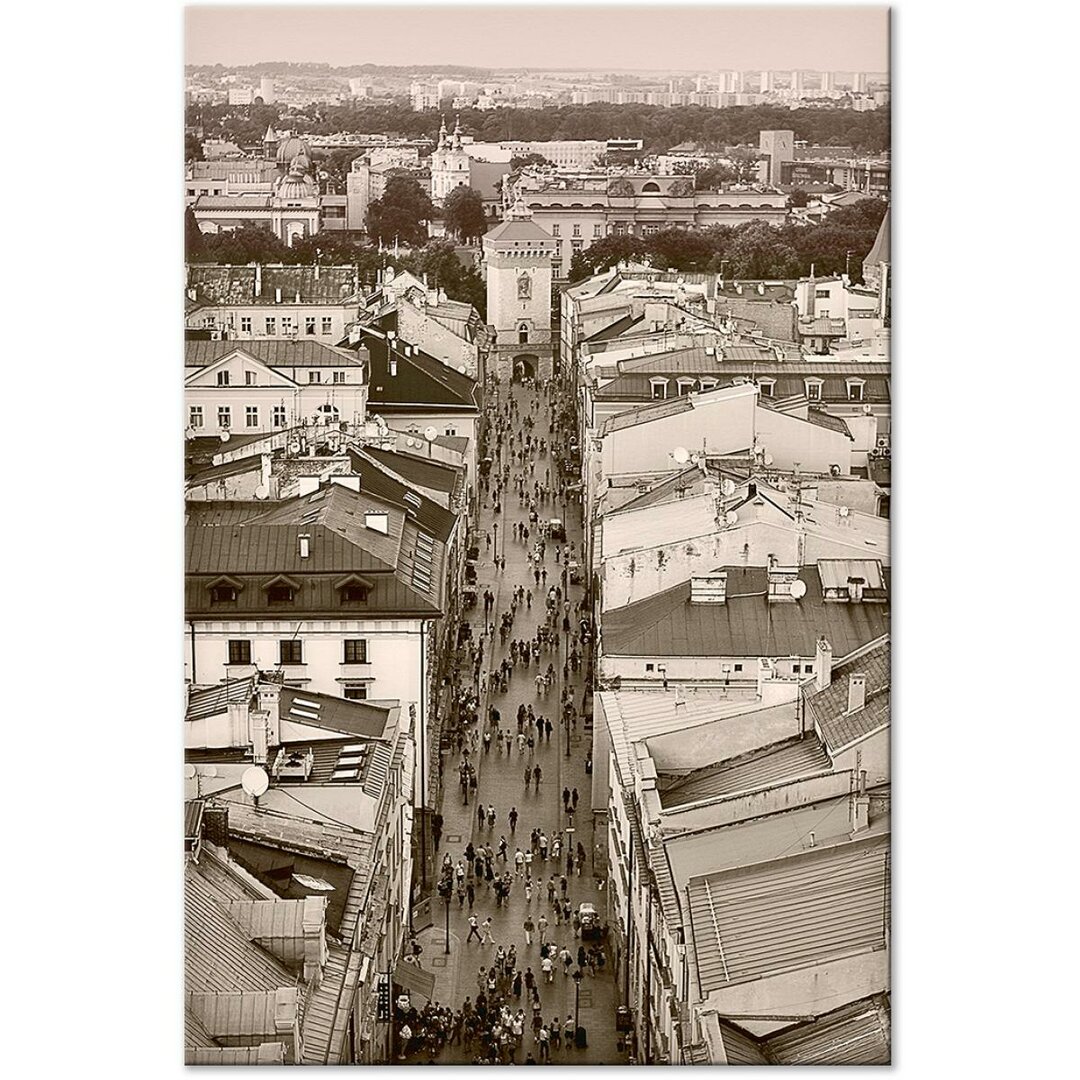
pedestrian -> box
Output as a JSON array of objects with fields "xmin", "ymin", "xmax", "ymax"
[
  {"xmin": 560, "ymin": 874, "xmax": 569, "ymax": 898},
  {"xmin": 562, "ymin": 786, "xmax": 571, "ymax": 811},
  {"xmin": 477, "ymin": 804, "xmax": 485, "ymax": 830},
  {"xmin": 467, "ymin": 881, "xmax": 475, "ymax": 909},
  {"xmin": 523, "ymin": 915, "xmax": 534, "ymax": 945},
  {"xmin": 539, "ymin": 832, "xmax": 548, "ymax": 861},
  {"xmin": 467, "ymin": 914, "xmax": 482, "ymax": 943},
  {"xmin": 544, "ymin": 717, "xmax": 552, "ymax": 742},
  {"xmin": 541, "ymin": 954, "xmax": 554, "ymax": 984},
  {"xmin": 537, "ymin": 914, "xmax": 549, "ymax": 944},
  {"xmin": 482, "ymin": 917, "xmax": 494, "ymax": 945},
  {"xmin": 509, "ymin": 806, "xmax": 518, "ymax": 833},
  {"xmin": 571, "ymin": 788, "xmax": 579, "ymax": 810},
  {"xmin": 524, "ymin": 766, "xmax": 531, "ymax": 791},
  {"xmin": 564, "ymin": 1016, "xmax": 574, "ymax": 1049},
  {"xmin": 533, "ymin": 764, "xmax": 542, "ymax": 787}
]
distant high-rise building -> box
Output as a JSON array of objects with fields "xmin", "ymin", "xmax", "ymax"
[
  {"xmin": 759, "ymin": 70, "xmax": 773, "ymax": 93},
  {"xmin": 792, "ymin": 70, "xmax": 807, "ymax": 93},
  {"xmin": 258, "ymin": 77, "xmax": 276, "ymax": 104},
  {"xmin": 821, "ymin": 71, "xmax": 837, "ymax": 92},
  {"xmin": 854, "ymin": 71, "xmax": 869, "ymax": 93}
]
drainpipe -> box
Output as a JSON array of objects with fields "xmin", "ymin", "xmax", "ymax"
[{"xmin": 188, "ymin": 621, "xmax": 197, "ymax": 683}]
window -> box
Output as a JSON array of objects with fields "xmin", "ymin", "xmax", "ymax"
[
  {"xmin": 245, "ymin": 371, "xmax": 256, "ymax": 386},
  {"xmin": 272, "ymin": 405, "xmax": 286, "ymax": 427},
  {"xmin": 699, "ymin": 379, "xmax": 717, "ymax": 392},
  {"xmin": 305, "ymin": 317, "xmax": 316, "ymax": 335},
  {"xmin": 267, "ymin": 584, "xmax": 295, "ymax": 603},
  {"xmin": 265, "ymin": 317, "xmax": 276, "ymax": 334},
  {"xmin": 805, "ymin": 380, "xmax": 823, "ymax": 401},
  {"xmin": 341, "ymin": 584, "xmax": 369, "ymax": 603},
  {"xmin": 551, "ymin": 224, "xmax": 560, "ymax": 237},
  {"xmin": 189, "ymin": 405, "xmax": 203, "ymax": 429},
  {"xmin": 733, "ymin": 663, "xmax": 743, "ymax": 672},
  {"xmin": 572, "ymin": 224, "xmax": 581, "ymax": 238},
  {"xmin": 240, "ymin": 316, "xmax": 252, "ymax": 334},
  {"xmin": 445, "ymin": 427, "xmax": 456, "ymax": 437},
  {"xmin": 281, "ymin": 317, "xmax": 294, "ymax": 335},
  {"xmin": 279, "ymin": 639, "xmax": 303, "ymax": 664},
  {"xmin": 847, "ymin": 380, "xmax": 865, "ymax": 401},
  {"xmin": 217, "ymin": 406, "xmax": 231, "ymax": 429},
  {"xmin": 650, "ymin": 379, "xmax": 668, "ymax": 400},
  {"xmin": 333, "ymin": 371, "xmax": 346, "ymax": 383},
  {"xmin": 758, "ymin": 379, "xmax": 775, "ymax": 397},
  {"xmin": 322, "ymin": 318, "xmax": 333, "ymax": 334},
  {"xmin": 676, "ymin": 379, "xmax": 695, "ymax": 396},
  {"xmin": 344, "ymin": 639, "xmax": 368, "ymax": 664},
  {"xmin": 571, "ymin": 240, "xmax": 583, "ymax": 251},
  {"xmin": 593, "ymin": 224, "xmax": 602, "ymax": 238},
  {"xmin": 343, "ymin": 686, "xmax": 368, "ymax": 701},
  {"xmin": 210, "ymin": 584, "xmax": 238, "ymax": 603},
  {"xmin": 227, "ymin": 640, "xmax": 251, "ymax": 665},
  {"xmin": 815, "ymin": 288, "xmax": 830, "ymax": 299},
  {"xmin": 216, "ymin": 370, "xmax": 230, "ymax": 386},
  {"xmin": 805, "ymin": 664, "xmax": 814, "ymax": 674},
  {"xmin": 645, "ymin": 663, "xmax": 655, "ymax": 672},
  {"xmin": 245, "ymin": 406, "xmax": 259, "ymax": 428},
  {"xmin": 518, "ymin": 324, "xmax": 529, "ymax": 345},
  {"xmin": 309, "ymin": 370, "xmax": 321, "ymax": 384},
  {"xmin": 792, "ymin": 664, "xmax": 802, "ymax": 674}
]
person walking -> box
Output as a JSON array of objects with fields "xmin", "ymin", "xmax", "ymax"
[
  {"xmin": 533, "ymin": 763, "xmax": 542, "ymax": 788},
  {"xmin": 523, "ymin": 915, "xmax": 535, "ymax": 946},
  {"xmin": 523, "ymin": 766, "xmax": 531, "ymax": 791},
  {"xmin": 537, "ymin": 914, "xmax": 549, "ymax": 945},
  {"xmin": 466, "ymin": 914, "xmax": 482, "ymax": 943},
  {"xmin": 541, "ymin": 953, "xmax": 554, "ymax": 984},
  {"xmin": 508, "ymin": 806, "xmax": 518, "ymax": 833}
]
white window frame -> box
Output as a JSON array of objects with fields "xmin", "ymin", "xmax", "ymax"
[
  {"xmin": 189, "ymin": 405, "xmax": 203, "ymax": 429},
  {"xmin": 846, "ymin": 378, "xmax": 865, "ymax": 401},
  {"xmin": 216, "ymin": 370, "xmax": 230, "ymax": 386},
  {"xmin": 264, "ymin": 317, "xmax": 276, "ymax": 334},
  {"xmin": 333, "ymin": 371, "xmax": 346, "ymax": 384},
  {"xmin": 272, "ymin": 405, "xmax": 287, "ymax": 428},
  {"xmin": 649, "ymin": 378, "xmax": 668, "ymax": 400},
  {"xmin": 245, "ymin": 406, "xmax": 259, "ymax": 428},
  {"xmin": 309, "ymin": 370, "xmax": 321, "ymax": 384},
  {"xmin": 699, "ymin": 378, "xmax": 718, "ymax": 392},
  {"xmin": 322, "ymin": 317, "xmax": 333, "ymax": 334},
  {"xmin": 805, "ymin": 378, "xmax": 824, "ymax": 401},
  {"xmin": 217, "ymin": 406, "xmax": 231, "ymax": 429},
  {"xmin": 676, "ymin": 378, "xmax": 696, "ymax": 396},
  {"xmin": 758, "ymin": 378, "xmax": 776, "ymax": 397},
  {"xmin": 240, "ymin": 316, "xmax": 252, "ymax": 334}
]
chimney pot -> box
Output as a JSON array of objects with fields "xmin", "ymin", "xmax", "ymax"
[{"xmin": 847, "ymin": 673, "xmax": 867, "ymax": 713}]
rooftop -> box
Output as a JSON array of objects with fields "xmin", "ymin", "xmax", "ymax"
[
  {"xmin": 185, "ymin": 340, "xmax": 362, "ymax": 368},
  {"xmin": 807, "ymin": 635, "xmax": 890, "ymax": 753},
  {"xmin": 602, "ymin": 563, "xmax": 889, "ymax": 658},
  {"xmin": 186, "ymin": 264, "xmax": 365, "ymax": 306}
]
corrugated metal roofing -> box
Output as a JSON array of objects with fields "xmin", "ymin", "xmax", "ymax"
[
  {"xmin": 717, "ymin": 1022, "xmax": 770, "ymax": 1064},
  {"xmin": 602, "ymin": 565, "xmax": 890, "ymax": 658},
  {"xmin": 187, "ymin": 677, "xmax": 256, "ymax": 722},
  {"xmin": 186, "ymin": 988, "xmax": 297, "ymax": 1038},
  {"xmin": 687, "ymin": 834, "xmax": 889, "ymax": 993},
  {"xmin": 763, "ymin": 993, "xmax": 890, "ymax": 1065},
  {"xmin": 599, "ymin": 394, "xmax": 694, "ymax": 435}
]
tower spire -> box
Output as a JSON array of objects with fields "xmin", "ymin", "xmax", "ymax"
[
  {"xmin": 452, "ymin": 114, "xmax": 463, "ymax": 150},
  {"xmin": 437, "ymin": 116, "xmax": 447, "ymax": 149}
]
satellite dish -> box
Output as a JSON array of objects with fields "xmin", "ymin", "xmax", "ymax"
[
  {"xmin": 241, "ymin": 766, "xmax": 269, "ymax": 799},
  {"xmin": 219, "ymin": 430, "xmax": 231, "ymax": 442},
  {"xmin": 459, "ymin": 364, "xmax": 468, "ymax": 374},
  {"xmin": 183, "ymin": 764, "xmax": 197, "ymax": 780},
  {"xmin": 672, "ymin": 447, "xmax": 690, "ymax": 464},
  {"xmin": 790, "ymin": 579, "xmax": 807, "ymax": 600},
  {"xmin": 202, "ymin": 765, "xmax": 218, "ymax": 778},
  {"xmin": 721, "ymin": 478, "xmax": 736, "ymax": 496},
  {"xmin": 763, "ymin": 453, "xmax": 774, "ymax": 466},
  {"xmin": 424, "ymin": 425, "xmax": 438, "ymax": 442},
  {"xmin": 288, "ymin": 439, "xmax": 302, "ymax": 454},
  {"xmin": 185, "ymin": 428, "xmax": 196, "ymax": 442},
  {"xmin": 838, "ymin": 506, "xmax": 850, "ymax": 517},
  {"xmin": 254, "ymin": 483, "xmax": 270, "ymax": 500},
  {"xmin": 724, "ymin": 510, "xmax": 739, "ymax": 527}
]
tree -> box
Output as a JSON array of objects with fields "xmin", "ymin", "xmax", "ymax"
[
  {"xmin": 184, "ymin": 132, "xmax": 204, "ymax": 162},
  {"xmin": 199, "ymin": 224, "xmax": 291, "ymax": 265},
  {"xmin": 693, "ymin": 162, "xmax": 735, "ymax": 191},
  {"xmin": 787, "ymin": 189, "xmax": 810, "ymax": 208},
  {"xmin": 725, "ymin": 221, "xmax": 801, "ymax": 279},
  {"xmin": 567, "ymin": 234, "xmax": 649, "ymax": 281},
  {"xmin": 366, "ymin": 176, "xmax": 434, "ymax": 247},
  {"xmin": 645, "ymin": 228, "xmax": 719, "ymax": 273},
  {"xmin": 726, "ymin": 146, "xmax": 764, "ymax": 184},
  {"xmin": 442, "ymin": 186, "xmax": 488, "ymax": 243},
  {"xmin": 185, "ymin": 206, "xmax": 208, "ymax": 262},
  {"xmin": 406, "ymin": 240, "xmax": 487, "ymax": 318},
  {"xmin": 510, "ymin": 152, "xmax": 552, "ymax": 170}
]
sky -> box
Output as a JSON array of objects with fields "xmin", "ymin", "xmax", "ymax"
[{"xmin": 185, "ymin": 3, "xmax": 889, "ymax": 72}]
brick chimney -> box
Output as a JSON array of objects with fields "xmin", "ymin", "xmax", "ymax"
[
  {"xmin": 847, "ymin": 673, "xmax": 867, "ymax": 713},
  {"xmin": 815, "ymin": 636, "xmax": 833, "ymax": 691}
]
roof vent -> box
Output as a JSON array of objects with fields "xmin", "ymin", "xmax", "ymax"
[{"xmin": 690, "ymin": 573, "xmax": 727, "ymax": 604}]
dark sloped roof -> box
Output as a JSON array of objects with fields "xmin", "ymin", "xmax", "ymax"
[
  {"xmin": 484, "ymin": 218, "xmax": 555, "ymax": 243},
  {"xmin": 863, "ymin": 208, "xmax": 890, "ymax": 268},
  {"xmin": 602, "ymin": 565, "xmax": 889, "ymax": 658},
  {"xmin": 185, "ymin": 340, "xmax": 362, "ymax": 368},
  {"xmin": 357, "ymin": 328, "xmax": 479, "ymax": 411},
  {"xmin": 361, "ymin": 446, "xmax": 461, "ymax": 495},
  {"xmin": 763, "ymin": 994, "xmax": 890, "ymax": 1065},
  {"xmin": 346, "ymin": 449, "xmax": 458, "ymax": 541},
  {"xmin": 187, "ymin": 455, "xmax": 263, "ymax": 487},
  {"xmin": 807, "ymin": 636, "xmax": 890, "ymax": 752},
  {"xmin": 599, "ymin": 394, "xmax": 694, "ymax": 435},
  {"xmin": 585, "ymin": 314, "xmax": 644, "ymax": 342},
  {"xmin": 717, "ymin": 1021, "xmax": 770, "ymax": 1065}
]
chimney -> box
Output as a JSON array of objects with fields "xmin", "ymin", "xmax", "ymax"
[
  {"xmin": 302, "ymin": 895, "xmax": 329, "ymax": 982},
  {"xmin": 348, "ymin": 323, "xmax": 362, "ymax": 345},
  {"xmin": 389, "ymin": 355, "xmax": 398, "ymax": 377},
  {"xmin": 254, "ymin": 264, "xmax": 262, "ymax": 297},
  {"xmin": 297, "ymin": 475, "xmax": 320, "ymax": 497},
  {"xmin": 252, "ymin": 680, "xmax": 282, "ymax": 755},
  {"xmin": 299, "ymin": 534, "xmax": 311, "ymax": 559},
  {"xmin": 851, "ymin": 777, "xmax": 870, "ymax": 832},
  {"xmin": 814, "ymin": 636, "xmax": 833, "ymax": 691},
  {"xmin": 187, "ymin": 286, "xmax": 197, "ymax": 301},
  {"xmin": 747, "ymin": 481, "xmax": 757, "ymax": 499},
  {"xmin": 314, "ymin": 263, "xmax": 320, "ymax": 280},
  {"xmin": 201, "ymin": 805, "xmax": 229, "ymax": 847},
  {"xmin": 847, "ymin": 673, "xmax": 867, "ymax": 713},
  {"xmin": 757, "ymin": 281, "xmax": 765, "ymax": 295},
  {"xmin": 275, "ymin": 287, "xmax": 282, "ymax": 304},
  {"xmin": 847, "ymin": 576, "xmax": 865, "ymax": 603},
  {"xmin": 690, "ymin": 572, "xmax": 727, "ymax": 604}
]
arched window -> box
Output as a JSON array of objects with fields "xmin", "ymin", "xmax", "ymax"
[
  {"xmin": 642, "ymin": 182, "xmax": 661, "ymax": 193},
  {"xmin": 518, "ymin": 324, "xmax": 529, "ymax": 345}
]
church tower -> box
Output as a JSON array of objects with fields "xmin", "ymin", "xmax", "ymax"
[
  {"xmin": 430, "ymin": 115, "xmax": 470, "ymax": 205},
  {"xmin": 482, "ymin": 195, "xmax": 557, "ymax": 384}
]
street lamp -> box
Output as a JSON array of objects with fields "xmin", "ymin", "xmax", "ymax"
[
  {"xmin": 572, "ymin": 967, "xmax": 583, "ymax": 1037},
  {"xmin": 438, "ymin": 874, "xmax": 453, "ymax": 954}
]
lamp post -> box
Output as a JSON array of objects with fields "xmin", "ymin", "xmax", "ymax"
[
  {"xmin": 573, "ymin": 967, "xmax": 583, "ymax": 1035},
  {"xmin": 438, "ymin": 872, "xmax": 453, "ymax": 954}
]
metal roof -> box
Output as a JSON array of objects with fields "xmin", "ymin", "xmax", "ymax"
[
  {"xmin": 185, "ymin": 340, "xmax": 363, "ymax": 368},
  {"xmin": 686, "ymin": 833, "xmax": 889, "ymax": 993},
  {"xmin": 764, "ymin": 993, "xmax": 890, "ymax": 1065}
]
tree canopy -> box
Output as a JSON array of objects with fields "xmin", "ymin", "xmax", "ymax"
[
  {"xmin": 442, "ymin": 186, "xmax": 488, "ymax": 243},
  {"xmin": 365, "ymin": 176, "xmax": 434, "ymax": 247},
  {"xmin": 510, "ymin": 152, "xmax": 553, "ymax": 170}
]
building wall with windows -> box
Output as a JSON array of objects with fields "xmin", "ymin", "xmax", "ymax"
[{"xmin": 185, "ymin": 304, "xmax": 356, "ymax": 343}]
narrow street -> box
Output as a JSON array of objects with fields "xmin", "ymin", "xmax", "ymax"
[{"xmin": 399, "ymin": 378, "xmax": 622, "ymax": 1064}]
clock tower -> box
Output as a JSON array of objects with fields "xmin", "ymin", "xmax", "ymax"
[{"xmin": 482, "ymin": 195, "xmax": 557, "ymax": 384}]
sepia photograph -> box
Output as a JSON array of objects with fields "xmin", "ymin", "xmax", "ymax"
[{"xmin": 182, "ymin": 3, "xmax": 890, "ymax": 1065}]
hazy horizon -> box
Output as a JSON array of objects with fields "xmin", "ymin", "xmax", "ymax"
[{"xmin": 185, "ymin": 4, "xmax": 889, "ymax": 73}]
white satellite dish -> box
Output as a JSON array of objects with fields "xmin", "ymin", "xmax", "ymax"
[
  {"xmin": 254, "ymin": 483, "xmax": 271, "ymax": 500},
  {"xmin": 424, "ymin": 425, "xmax": 438, "ymax": 442},
  {"xmin": 672, "ymin": 447, "xmax": 690, "ymax": 464},
  {"xmin": 293, "ymin": 874, "xmax": 335, "ymax": 892},
  {"xmin": 241, "ymin": 766, "xmax": 269, "ymax": 799},
  {"xmin": 721, "ymin": 478, "xmax": 736, "ymax": 496},
  {"xmin": 790, "ymin": 579, "xmax": 807, "ymax": 600},
  {"xmin": 763, "ymin": 453, "xmax": 774, "ymax": 466},
  {"xmin": 183, "ymin": 764, "xmax": 197, "ymax": 780},
  {"xmin": 459, "ymin": 364, "xmax": 469, "ymax": 374},
  {"xmin": 219, "ymin": 430, "xmax": 231, "ymax": 442},
  {"xmin": 838, "ymin": 506, "xmax": 850, "ymax": 517},
  {"xmin": 185, "ymin": 428, "xmax": 196, "ymax": 441},
  {"xmin": 724, "ymin": 510, "xmax": 739, "ymax": 527}
]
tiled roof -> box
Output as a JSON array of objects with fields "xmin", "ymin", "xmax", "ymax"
[
  {"xmin": 659, "ymin": 735, "xmax": 832, "ymax": 807},
  {"xmin": 806, "ymin": 408, "xmax": 853, "ymax": 436},
  {"xmin": 185, "ymin": 340, "xmax": 362, "ymax": 368},
  {"xmin": 799, "ymin": 316, "xmax": 847, "ymax": 336},
  {"xmin": 686, "ymin": 833, "xmax": 889, "ymax": 994},
  {"xmin": 602, "ymin": 565, "xmax": 890, "ymax": 658},
  {"xmin": 187, "ymin": 265, "xmax": 365, "ymax": 306},
  {"xmin": 807, "ymin": 636, "xmax": 890, "ymax": 752},
  {"xmin": 483, "ymin": 218, "xmax": 556, "ymax": 243}
]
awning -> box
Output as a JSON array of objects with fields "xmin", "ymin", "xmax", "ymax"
[{"xmin": 393, "ymin": 961, "xmax": 436, "ymax": 1001}]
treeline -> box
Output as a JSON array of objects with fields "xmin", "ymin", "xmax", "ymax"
[
  {"xmin": 187, "ymin": 102, "xmax": 891, "ymax": 155},
  {"xmin": 568, "ymin": 198, "xmax": 887, "ymax": 282}
]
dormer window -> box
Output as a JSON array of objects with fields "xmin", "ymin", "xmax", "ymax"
[
  {"xmin": 208, "ymin": 575, "xmax": 243, "ymax": 604},
  {"xmin": 805, "ymin": 378, "xmax": 823, "ymax": 401},
  {"xmin": 263, "ymin": 574, "xmax": 301, "ymax": 605},
  {"xmin": 650, "ymin": 378, "xmax": 668, "ymax": 400},
  {"xmin": 847, "ymin": 378, "xmax": 865, "ymax": 402},
  {"xmin": 758, "ymin": 379, "xmax": 776, "ymax": 398},
  {"xmin": 336, "ymin": 573, "xmax": 375, "ymax": 604},
  {"xmin": 676, "ymin": 378, "xmax": 696, "ymax": 396},
  {"xmin": 699, "ymin": 378, "xmax": 718, "ymax": 392}
]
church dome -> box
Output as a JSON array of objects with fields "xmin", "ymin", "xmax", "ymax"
[
  {"xmin": 276, "ymin": 135, "xmax": 311, "ymax": 165},
  {"xmin": 276, "ymin": 154, "xmax": 317, "ymax": 198}
]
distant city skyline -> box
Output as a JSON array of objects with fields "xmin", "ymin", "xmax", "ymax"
[{"xmin": 185, "ymin": 4, "xmax": 889, "ymax": 72}]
